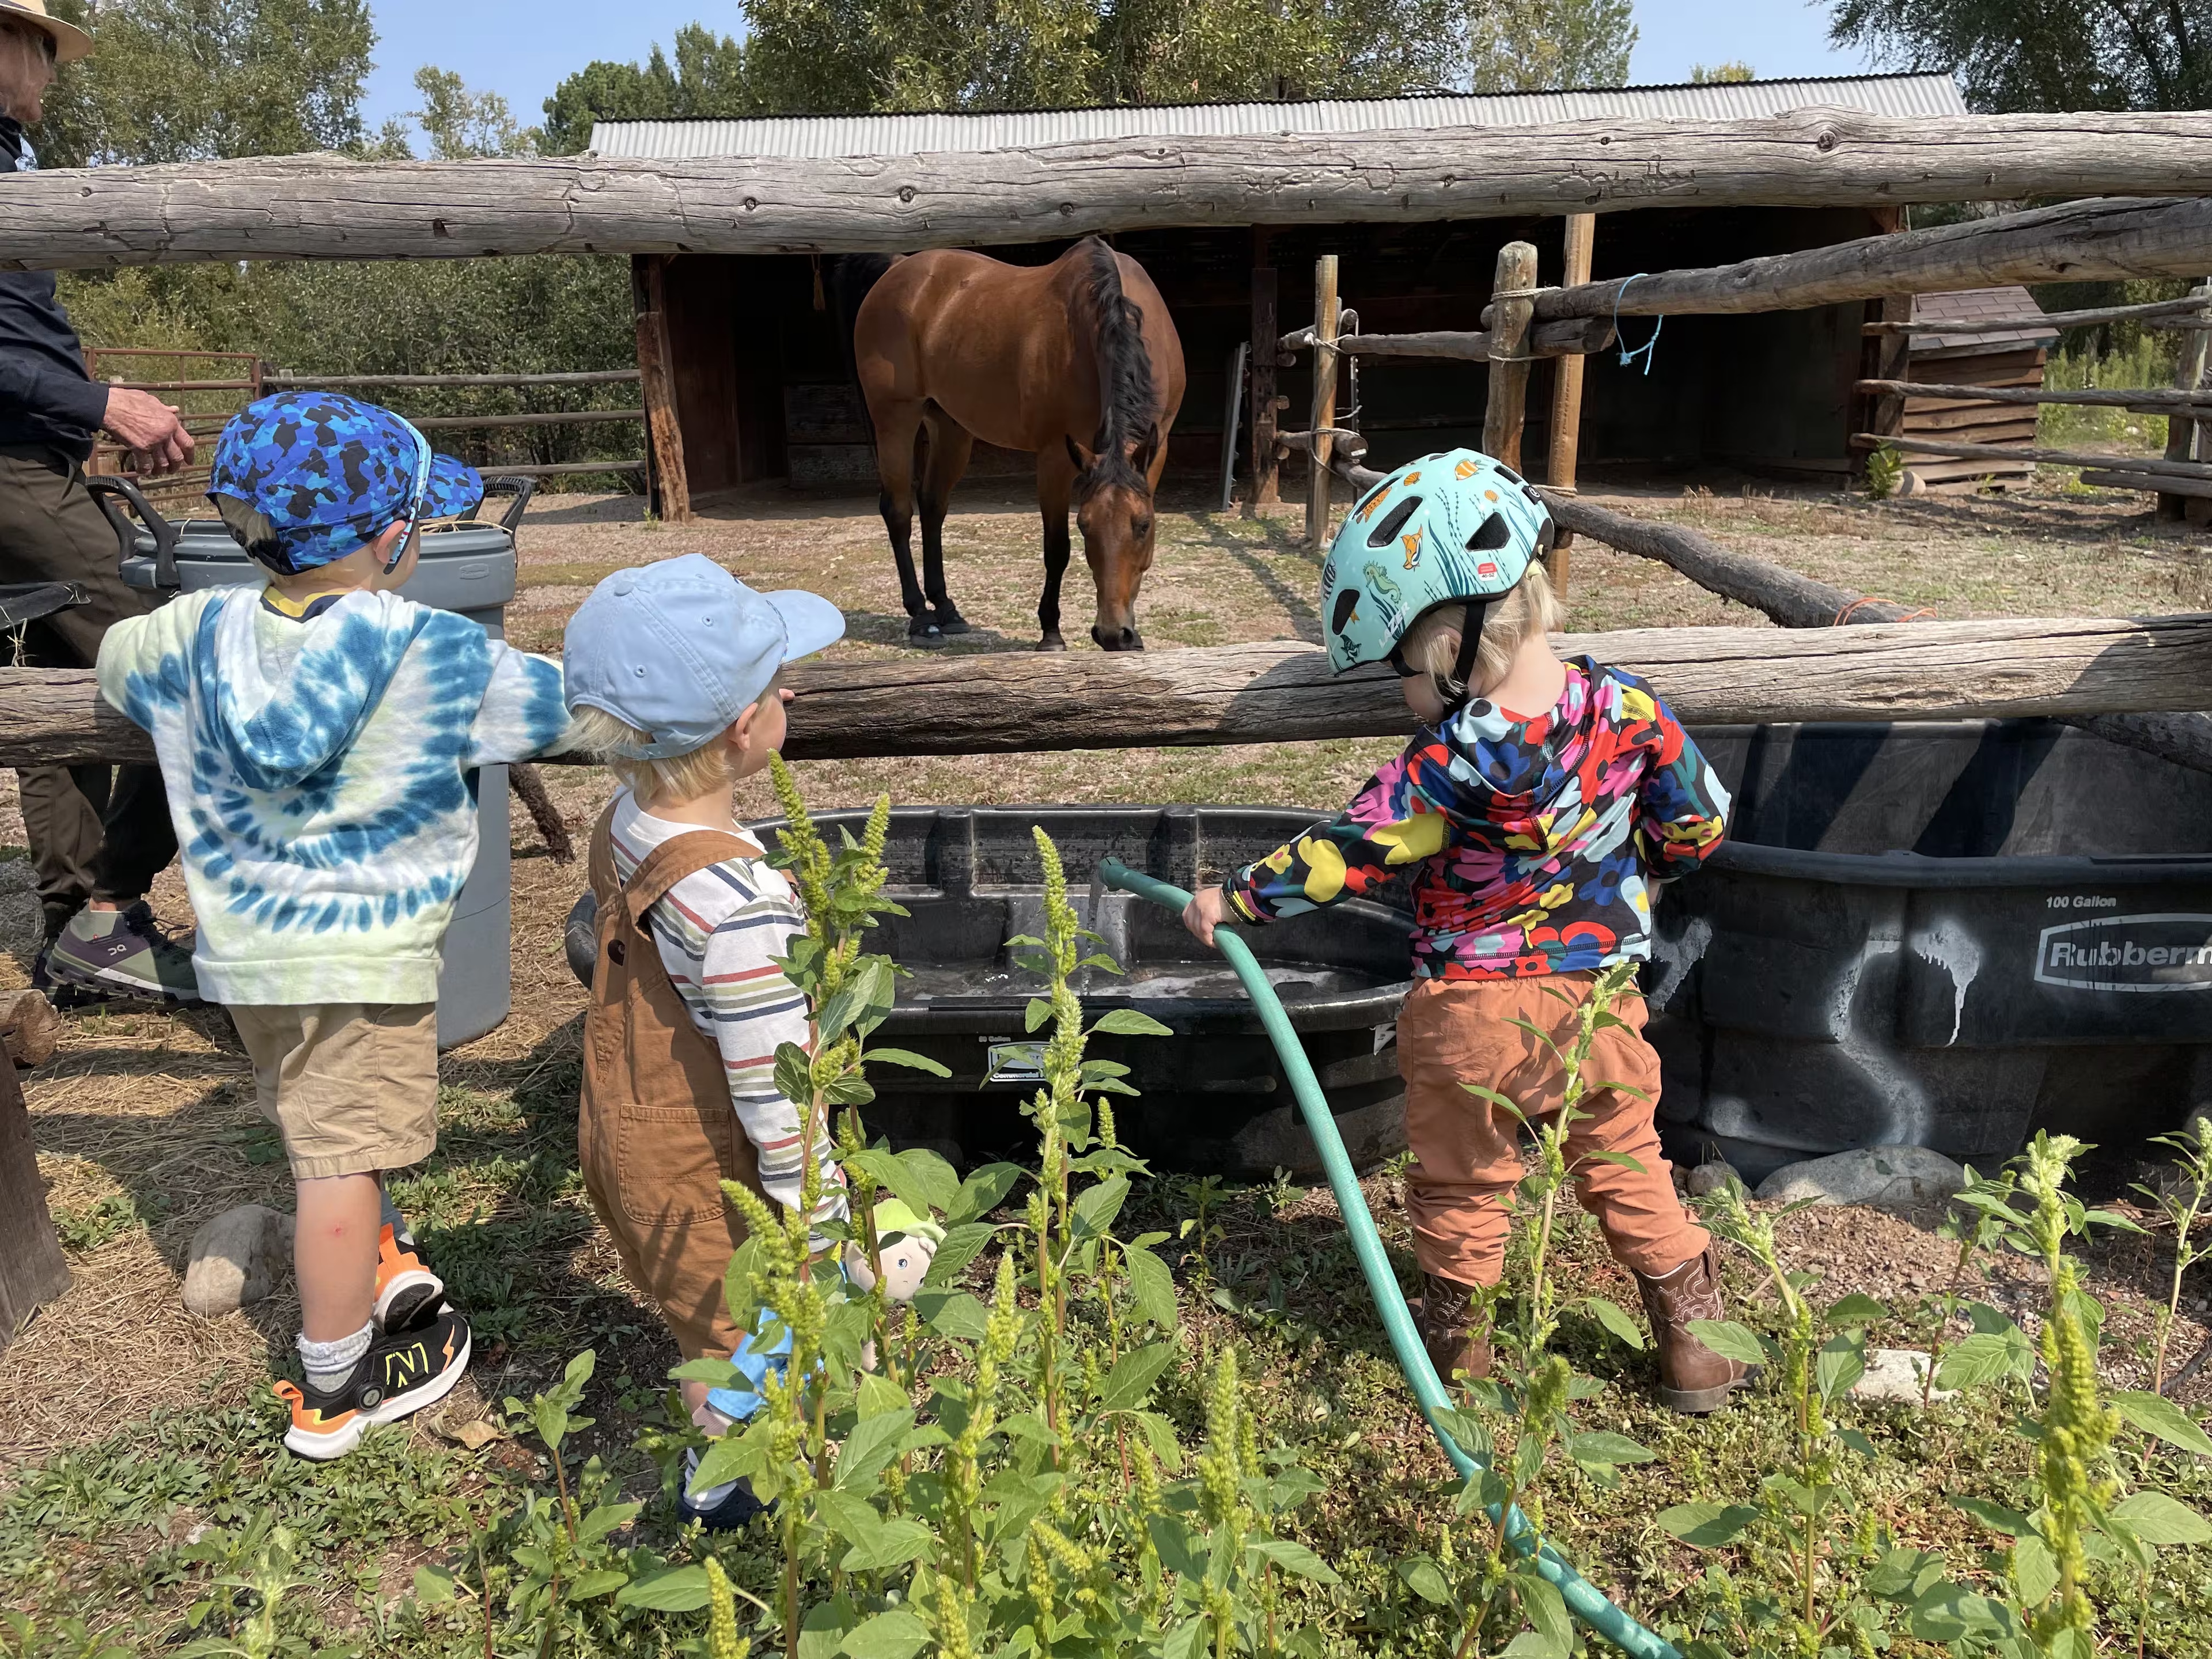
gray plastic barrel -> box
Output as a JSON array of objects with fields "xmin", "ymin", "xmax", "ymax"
[{"xmin": 107, "ymin": 493, "xmax": 521, "ymax": 1049}]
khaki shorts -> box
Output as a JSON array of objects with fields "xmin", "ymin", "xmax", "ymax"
[{"xmin": 229, "ymin": 1002, "xmax": 439, "ymax": 1180}]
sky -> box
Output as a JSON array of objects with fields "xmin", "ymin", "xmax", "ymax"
[{"xmin": 358, "ymin": 0, "xmax": 1876, "ymax": 142}]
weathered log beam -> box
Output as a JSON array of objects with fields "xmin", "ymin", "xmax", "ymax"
[
  {"xmin": 1537, "ymin": 494, "xmax": 1909, "ymax": 628},
  {"xmin": 1539, "ymin": 492, "xmax": 2212, "ymax": 777},
  {"xmin": 1860, "ymin": 292, "xmax": 2211, "ymax": 334},
  {"xmin": 1855, "ymin": 431, "xmax": 2212, "ymax": 478},
  {"xmin": 6, "ymin": 111, "xmax": 2212, "ymax": 270},
  {"xmin": 1856, "ymin": 378, "xmax": 2212, "ymax": 412},
  {"xmin": 1323, "ymin": 317, "xmax": 1616, "ymax": 363},
  {"xmin": 1525, "ymin": 196, "xmax": 2212, "ymax": 323},
  {"xmin": 10, "ymin": 615, "xmax": 2212, "ymax": 768}
]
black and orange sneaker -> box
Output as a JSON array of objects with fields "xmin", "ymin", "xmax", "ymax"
[
  {"xmin": 373, "ymin": 1222, "xmax": 446, "ymax": 1335},
  {"xmin": 274, "ymin": 1308, "xmax": 472, "ymax": 1461}
]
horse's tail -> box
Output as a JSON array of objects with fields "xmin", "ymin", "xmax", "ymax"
[{"xmin": 824, "ymin": 253, "xmax": 896, "ymax": 442}]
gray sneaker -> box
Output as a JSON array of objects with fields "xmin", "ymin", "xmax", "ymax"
[{"xmin": 44, "ymin": 903, "xmax": 203, "ymax": 1006}]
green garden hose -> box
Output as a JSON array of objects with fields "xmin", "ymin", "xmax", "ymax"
[{"xmin": 1097, "ymin": 859, "xmax": 1679, "ymax": 1659}]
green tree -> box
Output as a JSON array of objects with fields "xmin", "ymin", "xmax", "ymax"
[
  {"xmin": 540, "ymin": 22, "xmax": 749, "ymax": 154},
  {"xmin": 1827, "ymin": 0, "xmax": 2210, "ymax": 111},
  {"xmin": 1464, "ymin": 0, "xmax": 1637, "ymax": 92},
  {"xmin": 32, "ymin": 0, "xmax": 376, "ymax": 168},
  {"xmin": 410, "ymin": 63, "xmax": 540, "ymax": 158},
  {"xmin": 1690, "ymin": 59, "xmax": 1756, "ymax": 82},
  {"xmin": 547, "ymin": 0, "xmax": 1642, "ymax": 131}
]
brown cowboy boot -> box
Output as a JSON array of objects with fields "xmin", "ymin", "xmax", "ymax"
[
  {"xmin": 1412, "ymin": 1271, "xmax": 1491, "ymax": 1384},
  {"xmin": 1633, "ymin": 1246, "xmax": 1755, "ymax": 1414}
]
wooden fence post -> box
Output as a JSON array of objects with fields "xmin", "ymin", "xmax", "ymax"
[
  {"xmin": 1305, "ymin": 255, "xmax": 1340, "ymax": 548},
  {"xmin": 634, "ymin": 255, "xmax": 694, "ymax": 525},
  {"xmin": 2158, "ymin": 279, "xmax": 2211, "ymax": 524},
  {"xmin": 0, "ymin": 1056, "xmax": 69, "ymax": 1354},
  {"xmin": 1859, "ymin": 293, "xmax": 1914, "ymax": 484},
  {"xmin": 1248, "ymin": 249, "xmax": 1281, "ymax": 511},
  {"xmin": 1482, "ymin": 241, "xmax": 1540, "ymax": 471},
  {"xmin": 1543, "ymin": 215, "xmax": 1595, "ymax": 597}
]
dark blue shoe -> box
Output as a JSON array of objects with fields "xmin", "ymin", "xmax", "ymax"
[{"xmin": 678, "ymin": 1461, "xmax": 767, "ymax": 1531}]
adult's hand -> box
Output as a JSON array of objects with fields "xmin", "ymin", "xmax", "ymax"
[{"xmin": 100, "ymin": 387, "xmax": 196, "ymax": 475}]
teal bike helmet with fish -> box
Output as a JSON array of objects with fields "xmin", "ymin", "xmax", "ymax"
[{"xmin": 1319, "ymin": 448, "xmax": 1554, "ymax": 702}]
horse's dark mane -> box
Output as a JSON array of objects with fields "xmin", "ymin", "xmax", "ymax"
[{"xmin": 1074, "ymin": 237, "xmax": 1157, "ymax": 492}]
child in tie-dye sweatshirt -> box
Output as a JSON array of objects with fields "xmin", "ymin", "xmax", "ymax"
[{"xmin": 96, "ymin": 394, "xmax": 570, "ymax": 1460}]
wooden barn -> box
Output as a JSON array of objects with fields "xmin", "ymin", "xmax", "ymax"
[{"xmin": 590, "ymin": 73, "xmax": 1983, "ymax": 509}]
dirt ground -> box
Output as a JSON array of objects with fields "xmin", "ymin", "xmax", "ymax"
[{"xmin": 4, "ymin": 470, "xmax": 2210, "ymax": 1468}]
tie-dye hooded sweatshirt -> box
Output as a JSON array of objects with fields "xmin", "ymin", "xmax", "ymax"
[
  {"xmin": 97, "ymin": 587, "xmax": 570, "ymax": 1005},
  {"xmin": 1228, "ymin": 657, "xmax": 1730, "ymax": 980}
]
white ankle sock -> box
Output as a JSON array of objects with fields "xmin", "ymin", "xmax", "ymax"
[
  {"xmin": 298, "ymin": 1323, "xmax": 373, "ymax": 1393},
  {"xmin": 685, "ymin": 1400, "xmax": 740, "ymax": 1507}
]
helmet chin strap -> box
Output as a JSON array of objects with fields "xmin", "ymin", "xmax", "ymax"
[{"xmin": 1442, "ymin": 597, "xmax": 1493, "ymax": 716}]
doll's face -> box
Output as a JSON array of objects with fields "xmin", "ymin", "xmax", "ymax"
[{"xmin": 874, "ymin": 1237, "xmax": 933, "ymax": 1301}]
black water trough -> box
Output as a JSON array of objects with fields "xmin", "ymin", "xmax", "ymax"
[
  {"xmin": 1647, "ymin": 720, "xmax": 2212, "ymax": 1184},
  {"xmin": 566, "ymin": 805, "xmax": 1414, "ymax": 1179}
]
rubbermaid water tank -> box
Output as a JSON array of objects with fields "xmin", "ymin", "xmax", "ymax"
[{"xmin": 104, "ymin": 482, "xmax": 525, "ymax": 1049}]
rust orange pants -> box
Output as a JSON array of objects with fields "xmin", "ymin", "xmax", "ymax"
[{"xmin": 1396, "ymin": 974, "xmax": 1709, "ymax": 1287}]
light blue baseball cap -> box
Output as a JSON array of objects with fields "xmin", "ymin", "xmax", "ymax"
[{"xmin": 562, "ymin": 554, "xmax": 844, "ymax": 759}]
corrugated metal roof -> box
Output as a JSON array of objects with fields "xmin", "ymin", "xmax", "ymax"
[{"xmin": 589, "ymin": 73, "xmax": 1967, "ymax": 160}]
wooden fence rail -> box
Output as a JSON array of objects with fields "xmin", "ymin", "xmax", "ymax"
[
  {"xmin": 1516, "ymin": 196, "xmax": 2212, "ymax": 325},
  {"xmin": 1854, "ymin": 379, "xmax": 2212, "ymax": 413},
  {"xmin": 265, "ymin": 369, "xmax": 642, "ymax": 390},
  {"xmin": 1860, "ymin": 293, "xmax": 2212, "ymax": 335},
  {"xmin": 5, "ymin": 111, "xmax": 2212, "ymax": 269},
  {"xmin": 9, "ymin": 615, "xmax": 2212, "ymax": 770},
  {"xmin": 1851, "ymin": 432, "xmax": 2212, "ymax": 479}
]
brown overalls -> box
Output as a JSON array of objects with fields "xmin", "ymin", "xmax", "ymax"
[{"xmin": 579, "ymin": 803, "xmax": 772, "ymax": 1359}]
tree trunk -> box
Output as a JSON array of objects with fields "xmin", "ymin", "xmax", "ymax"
[{"xmin": 5, "ymin": 112, "xmax": 2212, "ymax": 269}]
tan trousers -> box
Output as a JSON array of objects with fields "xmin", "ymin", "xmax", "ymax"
[{"xmin": 1396, "ymin": 974, "xmax": 1709, "ymax": 1287}]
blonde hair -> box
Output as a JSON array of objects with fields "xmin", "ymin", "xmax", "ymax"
[
  {"xmin": 1399, "ymin": 564, "xmax": 1564, "ymax": 704},
  {"xmin": 566, "ymin": 673, "xmax": 779, "ymax": 805}
]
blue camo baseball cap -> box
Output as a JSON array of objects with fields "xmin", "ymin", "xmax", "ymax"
[
  {"xmin": 563, "ymin": 554, "xmax": 844, "ymax": 759},
  {"xmin": 207, "ymin": 392, "xmax": 484, "ymax": 574}
]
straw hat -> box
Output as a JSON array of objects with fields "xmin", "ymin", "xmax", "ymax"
[{"xmin": 0, "ymin": 1, "xmax": 92, "ymax": 66}]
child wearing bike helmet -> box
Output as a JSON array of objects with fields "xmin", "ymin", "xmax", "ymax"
[{"xmin": 1181, "ymin": 449, "xmax": 1746, "ymax": 1414}]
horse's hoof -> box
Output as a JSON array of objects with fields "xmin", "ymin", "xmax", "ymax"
[
  {"xmin": 933, "ymin": 612, "xmax": 971, "ymax": 637},
  {"xmin": 1035, "ymin": 636, "xmax": 1067, "ymax": 653}
]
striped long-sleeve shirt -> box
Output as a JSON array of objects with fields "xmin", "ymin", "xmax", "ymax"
[{"xmin": 606, "ymin": 791, "xmax": 847, "ymax": 1226}]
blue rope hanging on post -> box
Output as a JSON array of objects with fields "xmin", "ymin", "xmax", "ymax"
[{"xmin": 1611, "ymin": 272, "xmax": 1665, "ymax": 376}]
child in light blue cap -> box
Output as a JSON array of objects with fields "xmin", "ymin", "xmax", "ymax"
[{"xmin": 562, "ymin": 554, "xmax": 934, "ymax": 1529}]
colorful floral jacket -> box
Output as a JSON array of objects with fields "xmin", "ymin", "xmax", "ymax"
[{"xmin": 1227, "ymin": 658, "xmax": 1730, "ymax": 979}]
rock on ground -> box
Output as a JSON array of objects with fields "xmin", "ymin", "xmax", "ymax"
[
  {"xmin": 1686, "ymin": 1159, "xmax": 1740, "ymax": 1198},
  {"xmin": 1852, "ymin": 1347, "xmax": 1956, "ymax": 1404},
  {"xmin": 182, "ymin": 1203, "xmax": 293, "ymax": 1319},
  {"xmin": 1755, "ymin": 1146, "xmax": 1967, "ymax": 1208}
]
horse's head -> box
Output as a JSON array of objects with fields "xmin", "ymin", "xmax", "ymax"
[{"xmin": 1066, "ymin": 427, "xmax": 1160, "ymax": 652}]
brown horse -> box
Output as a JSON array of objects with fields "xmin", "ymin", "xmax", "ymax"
[{"xmin": 847, "ymin": 237, "xmax": 1185, "ymax": 652}]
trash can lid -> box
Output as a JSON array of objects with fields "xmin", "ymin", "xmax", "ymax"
[{"xmin": 123, "ymin": 518, "xmax": 517, "ymax": 612}]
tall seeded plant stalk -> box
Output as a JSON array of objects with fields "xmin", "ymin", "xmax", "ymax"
[
  {"xmin": 2131, "ymin": 1123, "xmax": 2212, "ymax": 1396},
  {"xmin": 2018, "ymin": 1134, "xmax": 2121, "ymax": 1645}
]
